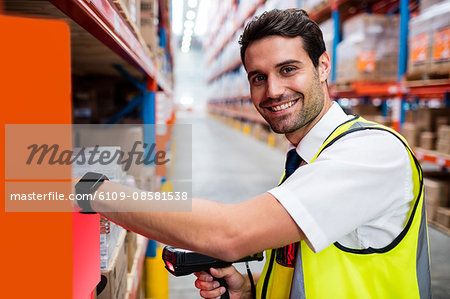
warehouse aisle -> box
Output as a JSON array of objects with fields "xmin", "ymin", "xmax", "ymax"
[
  {"xmin": 168, "ymin": 111, "xmax": 450, "ymax": 299},
  {"xmin": 169, "ymin": 110, "xmax": 284, "ymax": 298}
]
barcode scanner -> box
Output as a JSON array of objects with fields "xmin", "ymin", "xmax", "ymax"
[{"xmin": 162, "ymin": 246, "xmax": 263, "ymax": 299}]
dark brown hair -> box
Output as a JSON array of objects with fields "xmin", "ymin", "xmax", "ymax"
[{"xmin": 239, "ymin": 9, "xmax": 326, "ymax": 68}]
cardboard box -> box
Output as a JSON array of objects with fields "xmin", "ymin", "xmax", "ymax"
[
  {"xmin": 437, "ymin": 125, "xmax": 450, "ymax": 141},
  {"xmin": 424, "ymin": 172, "xmax": 450, "ymax": 206},
  {"xmin": 424, "ymin": 178, "xmax": 441, "ymax": 221},
  {"xmin": 129, "ymin": 0, "xmax": 141, "ymax": 28},
  {"xmin": 420, "ymin": 131, "xmax": 436, "ymax": 150},
  {"xmin": 98, "ymin": 230, "xmax": 128, "ymax": 299},
  {"xmin": 417, "ymin": 107, "xmax": 450, "ymax": 132},
  {"xmin": 436, "ymin": 207, "xmax": 450, "ymax": 228},
  {"xmin": 337, "ymin": 14, "xmax": 399, "ymax": 83},
  {"xmin": 351, "ymin": 105, "xmax": 379, "ymax": 116},
  {"xmin": 436, "ymin": 141, "xmax": 450, "ymax": 154},
  {"xmin": 140, "ymin": 0, "xmax": 159, "ymax": 52},
  {"xmin": 401, "ymin": 122, "xmax": 421, "ymax": 147},
  {"xmin": 75, "ymin": 126, "xmax": 156, "ymax": 181},
  {"xmin": 125, "ymin": 235, "xmax": 148, "ymax": 299},
  {"xmin": 135, "ymin": 176, "xmax": 158, "ymax": 192},
  {"xmin": 126, "ymin": 231, "xmax": 138, "ymax": 273},
  {"xmin": 437, "ymin": 125, "xmax": 450, "ymax": 154},
  {"xmin": 405, "ymin": 109, "xmax": 417, "ymax": 123}
]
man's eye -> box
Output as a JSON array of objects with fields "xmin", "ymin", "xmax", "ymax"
[
  {"xmin": 253, "ymin": 75, "xmax": 266, "ymax": 83},
  {"xmin": 282, "ymin": 66, "xmax": 295, "ymax": 73}
]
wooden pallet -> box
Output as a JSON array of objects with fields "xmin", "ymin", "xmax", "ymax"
[
  {"xmin": 405, "ymin": 72, "xmax": 450, "ymax": 82},
  {"xmin": 404, "ymin": 78, "xmax": 450, "ymax": 87}
]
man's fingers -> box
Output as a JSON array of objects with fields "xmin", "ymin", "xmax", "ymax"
[
  {"xmin": 194, "ymin": 271, "xmax": 213, "ymax": 281},
  {"xmin": 210, "ymin": 266, "xmax": 234, "ymax": 279},
  {"xmin": 195, "ymin": 278, "xmax": 220, "ymax": 291},
  {"xmin": 199, "ymin": 286, "xmax": 227, "ymax": 299}
]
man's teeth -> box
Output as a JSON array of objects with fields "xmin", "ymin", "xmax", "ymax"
[{"xmin": 271, "ymin": 100, "xmax": 296, "ymax": 112}]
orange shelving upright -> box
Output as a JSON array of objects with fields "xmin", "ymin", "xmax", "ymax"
[{"xmin": 0, "ymin": 14, "xmax": 101, "ymax": 299}]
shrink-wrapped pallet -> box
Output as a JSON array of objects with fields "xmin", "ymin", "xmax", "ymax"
[
  {"xmin": 336, "ymin": 14, "xmax": 399, "ymax": 84},
  {"xmin": 408, "ymin": 1, "xmax": 450, "ymax": 78}
]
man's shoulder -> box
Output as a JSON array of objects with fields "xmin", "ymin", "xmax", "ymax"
[{"xmin": 327, "ymin": 127, "xmax": 410, "ymax": 162}]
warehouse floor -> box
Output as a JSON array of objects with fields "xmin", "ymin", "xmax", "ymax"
[{"xmin": 168, "ymin": 110, "xmax": 450, "ymax": 299}]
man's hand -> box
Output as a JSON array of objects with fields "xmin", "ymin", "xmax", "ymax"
[{"xmin": 194, "ymin": 266, "xmax": 251, "ymax": 299}]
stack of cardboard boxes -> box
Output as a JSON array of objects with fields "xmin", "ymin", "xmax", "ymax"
[
  {"xmin": 437, "ymin": 125, "xmax": 450, "ymax": 155},
  {"xmin": 302, "ymin": 0, "xmax": 329, "ymax": 16},
  {"xmin": 98, "ymin": 229, "xmax": 128, "ymax": 299},
  {"xmin": 402, "ymin": 107, "xmax": 450, "ymax": 153},
  {"xmin": 424, "ymin": 172, "xmax": 450, "ymax": 231},
  {"xmin": 125, "ymin": 232, "xmax": 148, "ymax": 299},
  {"xmin": 407, "ymin": 1, "xmax": 450, "ymax": 79},
  {"xmin": 336, "ymin": 14, "xmax": 399, "ymax": 84},
  {"xmin": 140, "ymin": 0, "xmax": 159, "ymax": 54}
]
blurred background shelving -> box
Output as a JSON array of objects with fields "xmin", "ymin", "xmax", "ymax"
[{"xmin": 3, "ymin": 1, "xmax": 174, "ymax": 298}]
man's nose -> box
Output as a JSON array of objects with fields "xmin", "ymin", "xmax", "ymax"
[{"xmin": 265, "ymin": 75, "xmax": 284, "ymax": 99}]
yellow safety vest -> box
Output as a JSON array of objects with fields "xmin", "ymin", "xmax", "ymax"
[{"xmin": 256, "ymin": 116, "xmax": 431, "ymax": 298}]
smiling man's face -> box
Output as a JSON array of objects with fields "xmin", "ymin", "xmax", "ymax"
[{"xmin": 245, "ymin": 35, "xmax": 329, "ymax": 137}]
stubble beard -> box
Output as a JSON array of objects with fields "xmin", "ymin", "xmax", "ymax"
[{"xmin": 264, "ymin": 75, "xmax": 325, "ymax": 134}]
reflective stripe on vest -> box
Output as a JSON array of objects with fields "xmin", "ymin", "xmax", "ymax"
[{"xmin": 256, "ymin": 116, "xmax": 431, "ymax": 299}]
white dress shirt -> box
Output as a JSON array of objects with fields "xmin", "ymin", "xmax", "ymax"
[{"xmin": 268, "ymin": 102, "xmax": 414, "ymax": 252}]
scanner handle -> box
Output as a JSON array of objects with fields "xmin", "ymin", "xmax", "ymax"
[{"xmin": 207, "ymin": 269, "xmax": 229, "ymax": 299}]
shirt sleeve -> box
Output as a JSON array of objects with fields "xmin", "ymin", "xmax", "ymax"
[{"xmin": 268, "ymin": 129, "xmax": 414, "ymax": 252}]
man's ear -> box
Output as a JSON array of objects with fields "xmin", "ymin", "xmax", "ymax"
[{"xmin": 318, "ymin": 52, "xmax": 331, "ymax": 82}]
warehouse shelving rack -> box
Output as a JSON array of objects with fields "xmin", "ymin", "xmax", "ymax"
[
  {"xmin": 1, "ymin": 1, "xmax": 173, "ymax": 298},
  {"xmin": 49, "ymin": 0, "xmax": 172, "ymax": 94}
]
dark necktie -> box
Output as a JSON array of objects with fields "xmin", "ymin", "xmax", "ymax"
[
  {"xmin": 276, "ymin": 148, "xmax": 303, "ymax": 267},
  {"xmin": 280, "ymin": 148, "xmax": 303, "ymax": 185}
]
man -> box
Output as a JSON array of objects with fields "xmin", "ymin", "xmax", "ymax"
[{"xmin": 77, "ymin": 9, "xmax": 430, "ymax": 299}]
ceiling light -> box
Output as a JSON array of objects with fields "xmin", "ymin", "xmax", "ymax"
[
  {"xmin": 182, "ymin": 34, "xmax": 192, "ymax": 41},
  {"xmin": 180, "ymin": 96, "xmax": 194, "ymax": 105},
  {"xmin": 184, "ymin": 28, "xmax": 193, "ymax": 36},
  {"xmin": 171, "ymin": 0, "xmax": 183, "ymax": 35},
  {"xmin": 186, "ymin": 10, "xmax": 196, "ymax": 20},
  {"xmin": 188, "ymin": 0, "xmax": 198, "ymax": 8}
]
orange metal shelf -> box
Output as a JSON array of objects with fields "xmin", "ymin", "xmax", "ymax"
[
  {"xmin": 405, "ymin": 79, "xmax": 450, "ymax": 97},
  {"xmin": 330, "ymin": 81, "xmax": 406, "ymax": 97},
  {"xmin": 414, "ymin": 147, "xmax": 450, "ymax": 168}
]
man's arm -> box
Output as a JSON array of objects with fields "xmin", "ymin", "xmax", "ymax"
[{"xmin": 91, "ymin": 180, "xmax": 304, "ymax": 261}]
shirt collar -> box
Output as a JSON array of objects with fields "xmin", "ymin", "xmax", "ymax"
[{"xmin": 287, "ymin": 102, "xmax": 353, "ymax": 163}]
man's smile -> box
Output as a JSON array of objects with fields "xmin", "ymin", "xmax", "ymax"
[{"xmin": 263, "ymin": 98, "xmax": 301, "ymax": 113}]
